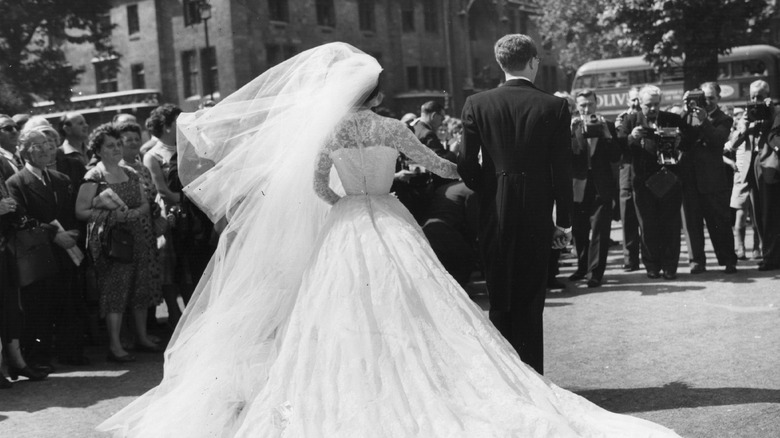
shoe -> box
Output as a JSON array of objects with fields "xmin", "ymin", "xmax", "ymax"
[
  {"xmin": 0, "ymin": 376, "xmax": 11, "ymax": 389},
  {"xmin": 752, "ymin": 250, "xmax": 763, "ymax": 260},
  {"xmin": 29, "ymin": 362, "xmax": 55, "ymax": 374},
  {"xmin": 106, "ymin": 351, "xmax": 136, "ymax": 363},
  {"xmin": 663, "ymin": 271, "xmax": 677, "ymax": 280},
  {"xmin": 690, "ymin": 264, "xmax": 706, "ymax": 274},
  {"xmin": 736, "ymin": 247, "xmax": 747, "ymax": 260},
  {"xmin": 646, "ymin": 270, "xmax": 661, "ymax": 279},
  {"xmin": 757, "ymin": 263, "xmax": 779, "ymax": 272},
  {"xmin": 622, "ymin": 263, "xmax": 640, "ymax": 272},
  {"xmin": 568, "ymin": 271, "xmax": 587, "ymax": 281},
  {"xmin": 8, "ymin": 366, "xmax": 48, "ymax": 381},
  {"xmin": 587, "ymin": 278, "xmax": 602, "ymax": 288},
  {"xmin": 133, "ymin": 343, "xmax": 165, "ymax": 353},
  {"xmin": 59, "ymin": 355, "xmax": 91, "ymax": 366},
  {"xmin": 547, "ymin": 278, "xmax": 566, "ymax": 290},
  {"xmin": 724, "ymin": 265, "xmax": 738, "ymax": 274}
]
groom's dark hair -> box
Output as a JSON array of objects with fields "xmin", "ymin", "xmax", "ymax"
[{"xmin": 494, "ymin": 34, "xmax": 537, "ymax": 73}]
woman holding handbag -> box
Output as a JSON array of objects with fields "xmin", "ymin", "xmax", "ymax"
[{"xmin": 75, "ymin": 124, "xmax": 161, "ymax": 363}]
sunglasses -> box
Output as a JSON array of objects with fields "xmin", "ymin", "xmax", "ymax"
[{"xmin": 1, "ymin": 125, "xmax": 19, "ymax": 133}]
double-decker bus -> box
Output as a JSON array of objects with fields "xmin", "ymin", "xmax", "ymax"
[{"xmin": 571, "ymin": 45, "xmax": 780, "ymax": 117}]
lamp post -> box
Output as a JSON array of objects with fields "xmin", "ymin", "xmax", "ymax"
[{"xmin": 198, "ymin": 0, "xmax": 213, "ymax": 100}]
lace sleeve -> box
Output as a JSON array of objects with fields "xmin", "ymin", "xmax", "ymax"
[
  {"xmin": 313, "ymin": 146, "xmax": 341, "ymax": 205},
  {"xmin": 390, "ymin": 122, "xmax": 459, "ymax": 179}
]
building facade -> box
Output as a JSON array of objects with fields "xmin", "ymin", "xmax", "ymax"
[{"xmin": 35, "ymin": 0, "xmax": 565, "ymax": 123}]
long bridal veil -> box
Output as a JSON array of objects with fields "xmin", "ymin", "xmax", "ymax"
[{"xmin": 98, "ymin": 43, "xmax": 382, "ymax": 437}]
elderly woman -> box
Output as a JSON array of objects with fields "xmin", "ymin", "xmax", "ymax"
[
  {"xmin": 5, "ymin": 129, "xmax": 87, "ymax": 370},
  {"xmin": 75, "ymin": 124, "xmax": 161, "ymax": 363}
]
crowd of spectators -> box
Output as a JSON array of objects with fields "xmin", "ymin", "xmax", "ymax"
[{"xmin": 0, "ymin": 104, "xmax": 216, "ymax": 388}]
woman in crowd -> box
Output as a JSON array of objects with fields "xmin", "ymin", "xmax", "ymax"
[
  {"xmin": 142, "ymin": 104, "xmax": 186, "ymax": 328},
  {"xmin": 75, "ymin": 124, "xmax": 161, "ymax": 363},
  {"xmin": 2, "ymin": 154, "xmax": 48, "ymax": 386},
  {"xmin": 5, "ymin": 130, "xmax": 86, "ymax": 370}
]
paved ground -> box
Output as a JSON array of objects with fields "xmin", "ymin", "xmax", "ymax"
[{"xmin": 1, "ymin": 226, "xmax": 778, "ymax": 437}]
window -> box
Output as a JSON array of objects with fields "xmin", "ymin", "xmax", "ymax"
[
  {"xmin": 268, "ymin": 0, "xmax": 288, "ymax": 22},
  {"xmin": 201, "ymin": 47, "xmax": 219, "ymax": 97},
  {"xmin": 184, "ymin": 0, "xmax": 202, "ymax": 26},
  {"xmin": 423, "ymin": 1, "xmax": 438, "ymax": 33},
  {"xmin": 182, "ymin": 50, "xmax": 199, "ymax": 97},
  {"xmin": 131, "ymin": 63, "xmax": 145, "ymax": 89},
  {"xmin": 316, "ymin": 0, "xmax": 336, "ymax": 27},
  {"xmin": 94, "ymin": 58, "xmax": 119, "ymax": 94},
  {"xmin": 732, "ymin": 59, "xmax": 768, "ymax": 77},
  {"xmin": 406, "ymin": 66, "xmax": 419, "ymax": 89},
  {"xmin": 422, "ymin": 66, "xmax": 446, "ymax": 90},
  {"xmin": 358, "ymin": 0, "xmax": 375, "ymax": 32},
  {"xmin": 266, "ymin": 44, "xmax": 297, "ymax": 68},
  {"xmin": 401, "ymin": 0, "xmax": 414, "ymax": 32},
  {"xmin": 127, "ymin": 4, "xmax": 140, "ymax": 35}
]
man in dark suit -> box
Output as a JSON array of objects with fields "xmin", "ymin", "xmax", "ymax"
[
  {"xmin": 459, "ymin": 34, "xmax": 572, "ymax": 375},
  {"xmin": 754, "ymin": 81, "xmax": 780, "ymax": 271},
  {"xmin": 679, "ymin": 82, "xmax": 737, "ymax": 274},
  {"xmin": 414, "ymin": 101, "xmax": 452, "ymax": 160},
  {"xmin": 6, "ymin": 129, "xmax": 88, "ymax": 369},
  {"xmin": 615, "ymin": 88, "xmax": 642, "ymax": 272},
  {"xmin": 0, "ymin": 114, "xmax": 22, "ymax": 177},
  {"xmin": 618, "ymin": 85, "xmax": 693, "ymax": 280},
  {"xmin": 568, "ymin": 90, "xmax": 621, "ymax": 288}
]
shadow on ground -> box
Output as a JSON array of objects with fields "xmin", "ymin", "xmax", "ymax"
[{"xmin": 576, "ymin": 381, "xmax": 780, "ymax": 413}]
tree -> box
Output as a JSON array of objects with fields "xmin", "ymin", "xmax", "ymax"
[
  {"xmin": 0, "ymin": 1, "xmax": 116, "ymax": 114},
  {"xmin": 604, "ymin": 0, "xmax": 774, "ymax": 90},
  {"xmin": 537, "ymin": 0, "xmax": 640, "ymax": 83}
]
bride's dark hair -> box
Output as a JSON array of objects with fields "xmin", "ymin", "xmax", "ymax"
[{"xmin": 361, "ymin": 73, "xmax": 383, "ymax": 106}]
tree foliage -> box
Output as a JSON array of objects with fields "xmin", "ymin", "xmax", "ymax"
[
  {"xmin": 537, "ymin": 0, "xmax": 640, "ymax": 81},
  {"xmin": 0, "ymin": 0, "xmax": 116, "ymax": 114},
  {"xmin": 603, "ymin": 0, "xmax": 774, "ymax": 90}
]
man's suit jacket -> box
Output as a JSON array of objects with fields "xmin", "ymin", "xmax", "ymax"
[
  {"xmin": 618, "ymin": 111, "xmax": 691, "ymax": 188},
  {"xmin": 459, "ymin": 79, "xmax": 572, "ymax": 230},
  {"xmin": 755, "ymin": 107, "xmax": 780, "ymax": 186},
  {"xmin": 6, "ymin": 167, "xmax": 78, "ymax": 232},
  {"xmin": 53, "ymin": 149, "xmax": 87, "ymax": 192},
  {"xmin": 0, "ymin": 152, "xmax": 19, "ymax": 181},
  {"xmin": 571, "ymin": 120, "xmax": 620, "ymax": 201},
  {"xmin": 414, "ymin": 120, "xmax": 450, "ymax": 159},
  {"xmin": 678, "ymin": 107, "xmax": 733, "ymax": 194}
]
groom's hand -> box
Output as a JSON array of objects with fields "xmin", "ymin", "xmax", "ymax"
[{"xmin": 552, "ymin": 227, "xmax": 571, "ymax": 249}]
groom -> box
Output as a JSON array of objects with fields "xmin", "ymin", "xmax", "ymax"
[{"xmin": 458, "ymin": 34, "xmax": 573, "ymax": 374}]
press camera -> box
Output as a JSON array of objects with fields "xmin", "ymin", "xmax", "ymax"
[
  {"xmin": 582, "ymin": 114, "xmax": 605, "ymax": 138},
  {"xmin": 684, "ymin": 89, "xmax": 706, "ymax": 110},
  {"xmin": 746, "ymin": 102, "xmax": 772, "ymax": 123},
  {"xmin": 645, "ymin": 126, "xmax": 682, "ymax": 165}
]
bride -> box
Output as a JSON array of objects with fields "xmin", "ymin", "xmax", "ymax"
[{"xmin": 98, "ymin": 43, "xmax": 680, "ymax": 437}]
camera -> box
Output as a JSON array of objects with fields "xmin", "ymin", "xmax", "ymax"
[
  {"xmin": 653, "ymin": 127, "xmax": 682, "ymax": 165},
  {"xmin": 746, "ymin": 102, "xmax": 772, "ymax": 123},
  {"xmin": 685, "ymin": 89, "xmax": 706, "ymax": 110},
  {"xmin": 582, "ymin": 114, "xmax": 604, "ymax": 138}
]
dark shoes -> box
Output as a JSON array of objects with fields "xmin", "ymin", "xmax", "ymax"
[
  {"xmin": 134, "ymin": 343, "xmax": 165, "ymax": 353},
  {"xmin": 587, "ymin": 278, "xmax": 602, "ymax": 288},
  {"xmin": 547, "ymin": 278, "xmax": 566, "ymax": 290},
  {"xmin": 106, "ymin": 351, "xmax": 136, "ymax": 363},
  {"xmin": 29, "ymin": 362, "xmax": 55, "ymax": 374},
  {"xmin": 690, "ymin": 264, "xmax": 706, "ymax": 274},
  {"xmin": 663, "ymin": 271, "xmax": 677, "ymax": 280},
  {"xmin": 8, "ymin": 366, "xmax": 48, "ymax": 381},
  {"xmin": 623, "ymin": 263, "xmax": 640, "ymax": 272},
  {"xmin": 757, "ymin": 263, "xmax": 779, "ymax": 271},
  {"xmin": 647, "ymin": 270, "xmax": 662, "ymax": 279},
  {"xmin": 724, "ymin": 264, "xmax": 738, "ymax": 274},
  {"xmin": 568, "ymin": 271, "xmax": 587, "ymax": 281}
]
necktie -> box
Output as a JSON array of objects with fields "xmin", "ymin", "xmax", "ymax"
[{"xmin": 42, "ymin": 170, "xmax": 51, "ymax": 186}]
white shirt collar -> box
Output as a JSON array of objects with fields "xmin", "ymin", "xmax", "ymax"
[
  {"xmin": 25, "ymin": 162, "xmax": 45, "ymax": 181},
  {"xmin": 61, "ymin": 139, "xmax": 85, "ymax": 156},
  {"xmin": 504, "ymin": 74, "xmax": 534, "ymax": 83},
  {"xmin": 0, "ymin": 148, "xmax": 15, "ymax": 162}
]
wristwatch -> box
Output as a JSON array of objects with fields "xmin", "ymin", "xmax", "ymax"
[{"xmin": 556, "ymin": 226, "xmax": 572, "ymax": 234}]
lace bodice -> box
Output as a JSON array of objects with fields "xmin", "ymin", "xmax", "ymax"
[{"xmin": 314, "ymin": 110, "xmax": 459, "ymax": 204}]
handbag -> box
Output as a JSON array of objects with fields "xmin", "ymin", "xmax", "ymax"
[
  {"xmin": 103, "ymin": 224, "xmax": 134, "ymax": 264},
  {"xmin": 644, "ymin": 167, "xmax": 679, "ymax": 198},
  {"xmin": 758, "ymin": 149, "xmax": 780, "ymax": 185},
  {"xmin": 12, "ymin": 226, "xmax": 59, "ymax": 287}
]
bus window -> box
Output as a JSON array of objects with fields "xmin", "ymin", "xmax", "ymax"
[
  {"xmin": 733, "ymin": 59, "xmax": 768, "ymax": 77},
  {"xmin": 628, "ymin": 69, "xmax": 658, "ymax": 86},
  {"xmin": 573, "ymin": 74, "xmax": 597, "ymax": 89},
  {"xmin": 718, "ymin": 62, "xmax": 731, "ymax": 79},
  {"xmin": 600, "ymin": 71, "xmax": 629, "ymax": 88},
  {"xmin": 660, "ymin": 65, "xmax": 684, "ymax": 83}
]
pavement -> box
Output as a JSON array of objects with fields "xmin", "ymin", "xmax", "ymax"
[{"xmin": 1, "ymin": 225, "xmax": 778, "ymax": 437}]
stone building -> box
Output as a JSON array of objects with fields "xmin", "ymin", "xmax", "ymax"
[{"xmin": 34, "ymin": 0, "xmax": 565, "ymax": 123}]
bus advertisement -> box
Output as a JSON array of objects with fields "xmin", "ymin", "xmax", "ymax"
[{"xmin": 571, "ymin": 45, "xmax": 780, "ymax": 118}]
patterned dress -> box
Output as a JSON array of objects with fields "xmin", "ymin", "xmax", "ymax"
[{"xmin": 85, "ymin": 167, "xmax": 161, "ymax": 316}]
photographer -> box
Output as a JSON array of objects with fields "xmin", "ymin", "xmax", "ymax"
[
  {"xmin": 752, "ymin": 80, "xmax": 780, "ymax": 271},
  {"xmin": 679, "ymin": 82, "xmax": 737, "ymax": 274},
  {"xmin": 567, "ymin": 90, "xmax": 620, "ymax": 288},
  {"xmin": 618, "ymin": 85, "xmax": 692, "ymax": 280},
  {"xmin": 615, "ymin": 86, "xmax": 642, "ymax": 272}
]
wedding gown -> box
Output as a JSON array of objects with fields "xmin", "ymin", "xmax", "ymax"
[{"xmin": 100, "ymin": 108, "xmax": 681, "ymax": 437}]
